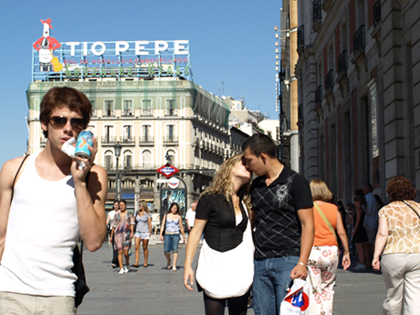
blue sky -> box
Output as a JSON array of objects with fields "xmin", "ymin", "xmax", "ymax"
[{"xmin": 0, "ymin": 0, "xmax": 282, "ymax": 166}]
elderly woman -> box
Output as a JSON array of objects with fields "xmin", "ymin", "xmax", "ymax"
[
  {"xmin": 307, "ymin": 179, "xmax": 351, "ymax": 315},
  {"xmin": 372, "ymin": 176, "xmax": 420, "ymax": 314}
]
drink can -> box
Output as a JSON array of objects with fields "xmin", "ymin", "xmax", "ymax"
[{"xmin": 75, "ymin": 130, "xmax": 94, "ymax": 158}]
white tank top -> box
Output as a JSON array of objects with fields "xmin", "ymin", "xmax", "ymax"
[{"xmin": 0, "ymin": 152, "xmax": 79, "ymax": 296}]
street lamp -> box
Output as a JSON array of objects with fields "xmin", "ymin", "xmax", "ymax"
[{"xmin": 114, "ymin": 142, "xmax": 122, "ymax": 200}]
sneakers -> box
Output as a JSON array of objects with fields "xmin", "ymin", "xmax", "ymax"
[
  {"xmin": 119, "ymin": 268, "xmax": 125, "ymax": 275},
  {"xmin": 353, "ymin": 263, "xmax": 366, "ymax": 271},
  {"xmin": 124, "ymin": 266, "xmax": 129, "ymax": 273}
]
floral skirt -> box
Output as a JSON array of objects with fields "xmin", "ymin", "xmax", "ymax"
[{"xmin": 307, "ymin": 245, "xmax": 339, "ymax": 315}]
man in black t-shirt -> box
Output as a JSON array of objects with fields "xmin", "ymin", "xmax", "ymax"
[{"xmin": 243, "ymin": 134, "xmax": 314, "ymax": 315}]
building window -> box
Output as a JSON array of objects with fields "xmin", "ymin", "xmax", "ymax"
[
  {"xmin": 142, "ymin": 150, "xmax": 152, "ymax": 167},
  {"xmin": 143, "ymin": 125, "xmax": 151, "ymax": 140},
  {"xmin": 165, "ymin": 99, "xmax": 177, "ymax": 116},
  {"xmin": 168, "ymin": 125, "xmax": 174, "ymax": 140},
  {"xmin": 103, "ymin": 126, "xmax": 114, "ymax": 143},
  {"xmin": 90, "ymin": 100, "xmax": 96, "ymax": 117},
  {"xmin": 122, "ymin": 125, "xmax": 134, "ymax": 143},
  {"xmin": 104, "ymin": 151, "xmax": 113, "ymax": 170},
  {"xmin": 141, "ymin": 99, "xmax": 152, "ymax": 116},
  {"xmin": 123, "ymin": 100, "xmax": 133, "ymax": 116},
  {"xmin": 124, "ymin": 151, "xmax": 132, "ymax": 169},
  {"xmin": 104, "ymin": 100, "xmax": 115, "ymax": 117}
]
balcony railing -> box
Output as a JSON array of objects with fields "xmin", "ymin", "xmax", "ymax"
[
  {"xmin": 164, "ymin": 109, "xmax": 177, "ymax": 116},
  {"xmin": 322, "ymin": 0, "xmax": 332, "ymax": 12},
  {"xmin": 138, "ymin": 136, "xmax": 154, "ymax": 144},
  {"xmin": 101, "ymin": 136, "xmax": 117, "ymax": 144},
  {"xmin": 337, "ymin": 50, "xmax": 348, "ymax": 75},
  {"xmin": 163, "ymin": 136, "xmax": 178, "ymax": 144},
  {"xmin": 373, "ymin": 1, "xmax": 381, "ymax": 27},
  {"xmin": 313, "ymin": 0, "xmax": 322, "ymax": 31},
  {"xmin": 90, "ymin": 109, "xmax": 97, "ymax": 117},
  {"xmin": 297, "ymin": 25, "xmax": 305, "ymax": 50},
  {"xmin": 120, "ymin": 136, "xmax": 135, "ymax": 144},
  {"xmin": 353, "ymin": 25, "xmax": 365, "ymax": 54},
  {"xmin": 324, "ymin": 70, "xmax": 334, "ymax": 93},
  {"xmin": 315, "ymin": 86, "xmax": 323, "ymax": 105},
  {"xmin": 122, "ymin": 110, "xmax": 134, "ymax": 117},
  {"xmin": 102, "ymin": 109, "xmax": 115, "ymax": 117},
  {"xmin": 141, "ymin": 109, "xmax": 153, "ymax": 117}
]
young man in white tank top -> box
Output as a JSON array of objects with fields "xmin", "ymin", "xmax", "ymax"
[{"xmin": 0, "ymin": 87, "xmax": 108, "ymax": 314}]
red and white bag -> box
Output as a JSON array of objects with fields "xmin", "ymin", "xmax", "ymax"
[{"xmin": 279, "ymin": 279, "xmax": 310, "ymax": 315}]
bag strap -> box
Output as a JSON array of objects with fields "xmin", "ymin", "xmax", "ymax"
[
  {"xmin": 10, "ymin": 154, "xmax": 30, "ymax": 203},
  {"xmin": 403, "ymin": 201, "xmax": 420, "ymax": 220},
  {"xmin": 313, "ymin": 202, "xmax": 337, "ymax": 241}
]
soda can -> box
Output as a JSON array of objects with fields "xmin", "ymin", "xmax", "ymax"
[{"xmin": 75, "ymin": 130, "xmax": 94, "ymax": 158}]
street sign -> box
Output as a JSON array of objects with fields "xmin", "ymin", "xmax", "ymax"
[
  {"xmin": 168, "ymin": 177, "xmax": 180, "ymax": 189},
  {"xmin": 156, "ymin": 163, "xmax": 180, "ymax": 178}
]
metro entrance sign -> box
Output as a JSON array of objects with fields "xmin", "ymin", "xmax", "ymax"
[{"xmin": 156, "ymin": 163, "xmax": 180, "ymax": 178}]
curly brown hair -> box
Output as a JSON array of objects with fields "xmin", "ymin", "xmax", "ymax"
[
  {"xmin": 200, "ymin": 154, "xmax": 252, "ymax": 213},
  {"xmin": 387, "ymin": 176, "xmax": 417, "ymax": 202}
]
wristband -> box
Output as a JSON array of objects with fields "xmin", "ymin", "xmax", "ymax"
[
  {"xmin": 186, "ymin": 257, "xmax": 193, "ymax": 261},
  {"xmin": 297, "ymin": 262, "xmax": 307, "ymax": 268}
]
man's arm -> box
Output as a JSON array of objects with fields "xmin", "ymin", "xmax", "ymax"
[
  {"xmin": 290, "ymin": 207, "xmax": 314, "ymax": 279},
  {"xmin": 0, "ymin": 157, "xmax": 25, "ymax": 263},
  {"xmin": 74, "ymin": 164, "xmax": 108, "ymax": 252}
]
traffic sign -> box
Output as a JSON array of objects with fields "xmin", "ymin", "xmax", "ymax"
[{"xmin": 156, "ymin": 163, "xmax": 180, "ymax": 178}]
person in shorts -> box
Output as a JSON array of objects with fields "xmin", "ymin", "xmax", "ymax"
[{"xmin": 133, "ymin": 201, "xmax": 152, "ymax": 267}]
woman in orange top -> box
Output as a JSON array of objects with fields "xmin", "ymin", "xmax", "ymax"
[{"xmin": 307, "ymin": 179, "xmax": 351, "ymax": 315}]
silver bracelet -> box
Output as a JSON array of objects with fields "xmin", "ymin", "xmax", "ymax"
[{"xmin": 297, "ymin": 262, "xmax": 308, "ymax": 268}]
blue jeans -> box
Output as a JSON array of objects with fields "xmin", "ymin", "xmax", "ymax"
[
  {"xmin": 163, "ymin": 233, "xmax": 180, "ymax": 253},
  {"xmin": 253, "ymin": 256, "xmax": 299, "ymax": 315}
]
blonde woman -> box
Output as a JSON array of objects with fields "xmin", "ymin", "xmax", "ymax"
[
  {"xmin": 133, "ymin": 201, "xmax": 152, "ymax": 268},
  {"xmin": 183, "ymin": 154, "xmax": 254, "ymax": 315},
  {"xmin": 307, "ymin": 179, "xmax": 351, "ymax": 315}
]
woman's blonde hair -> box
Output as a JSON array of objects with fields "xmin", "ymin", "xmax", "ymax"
[
  {"xmin": 200, "ymin": 154, "xmax": 252, "ymax": 212},
  {"xmin": 139, "ymin": 200, "xmax": 150, "ymax": 214},
  {"xmin": 310, "ymin": 179, "xmax": 333, "ymax": 202}
]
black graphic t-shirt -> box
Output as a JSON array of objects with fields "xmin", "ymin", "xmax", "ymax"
[{"xmin": 250, "ymin": 165, "xmax": 313, "ymax": 259}]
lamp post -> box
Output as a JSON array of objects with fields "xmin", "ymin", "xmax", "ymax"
[{"xmin": 114, "ymin": 142, "xmax": 122, "ymax": 200}]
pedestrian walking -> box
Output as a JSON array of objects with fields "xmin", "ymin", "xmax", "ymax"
[
  {"xmin": 307, "ymin": 179, "xmax": 351, "ymax": 315},
  {"xmin": 372, "ymin": 176, "xmax": 420, "ymax": 314},
  {"xmin": 106, "ymin": 200, "xmax": 120, "ymax": 268},
  {"xmin": 133, "ymin": 201, "xmax": 152, "ymax": 268},
  {"xmin": 160, "ymin": 202, "xmax": 185, "ymax": 271},
  {"xmin": 184, "ymin": 154, "xmax": 254, "ymax": 315},
  {"xmin": 110, "ymin": 199, "xmax": 135, "ymax": 275}
]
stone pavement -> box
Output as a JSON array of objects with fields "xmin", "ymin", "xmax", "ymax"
[{"xmin": 78, "ymin": 241, "xmax": 385, "ymax": 315}]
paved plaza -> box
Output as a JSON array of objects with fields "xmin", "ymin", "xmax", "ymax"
[{"xmin": 78, "ymin": 240, "xmax": 385, "ymax": 315}]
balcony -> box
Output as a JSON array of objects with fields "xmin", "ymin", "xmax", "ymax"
[
  {"xmin": 337, "ymin": 50, "xmax": 347, "ymax": 76},
  {"xmin": 322, "ymin": 0, "xmax": 332, "ymax": 12},
  {"xmin": 138, "ymin": 136, "xmax": 154, "ymax": 145},
  {"xmin": 120, "ymin": 136, "xmax": 135, "ymax": 145},
  {"xmin": 164, "ymin": 109, "xmax": 177, "ymax": 116},
  {"xmin": 102, "ymin": 109, "xmax": 115, "ymax": 117},
  {"xmin": 101, "ymin": 136, "xmax": 117, "ymax": 145},
  {"xmin": 324, "ymin": 70, "xmax": 334, "ymax": 96},
  {"xmin": 315, "ymin": 86, "xmax": 323, "ymax": 108},
  {"xmin": 373, "ymin": 1, "xmax": 381, "ymax": 27},
  {"xmin": 163, "ymin": 136, "xmax": 178, "ymax": 145},
  {"xmin": 297, "ymin": 25, "xmax": 305, "ymax": 54},
  {"xmin": 353, "ymin": 25, "xmax": 365, "ymax": 55},
  {"xmin": 141, "ymin": 109, "xmax": 153, "ymax": 117},
  {"xmin": 90, "ymin": 110, "xmax": 97, "ymax": 117},
  {"xmin": 312, "ymin": 0, "xmax": 322, "ymax": 32},
  {"xmin": 122, "ymin": 110, "xmax": 134, "ymax": 117}
]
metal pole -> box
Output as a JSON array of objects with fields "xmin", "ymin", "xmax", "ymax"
[{"xmin": 116, "ymin": 156, "xmax": 120, "ymax": 200}]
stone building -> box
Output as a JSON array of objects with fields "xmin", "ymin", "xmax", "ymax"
[
  {"xmin": 26, "ymin": 78, "xmax": 230, "ymax": 213},
  {"xmin": 295, "ymin": 0, "xmax": 420, "ymax": 202}
]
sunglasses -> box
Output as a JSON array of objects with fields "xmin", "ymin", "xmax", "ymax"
[{"xmin": 49, "ymin": 116, "xmax": 85, "ymax": 131}]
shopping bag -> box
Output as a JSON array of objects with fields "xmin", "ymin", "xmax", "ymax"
[{"xmin": 279, "ymin": 279, "xmax": 310, "ymax": 315}]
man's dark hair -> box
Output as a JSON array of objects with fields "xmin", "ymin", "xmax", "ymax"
[
  {"xmin": 242, "ymin": 134, "xmax": 277, "ymax": 158},
  {"xmin": 40, "ymin": 87, "xmax": 92, "ymax": 138},
  {"xmin": 363, "ymin": 182, "xmax": 373, "ymax": 191}
]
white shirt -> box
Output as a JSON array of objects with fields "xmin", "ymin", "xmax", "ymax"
[{"xmin": 185, "ymin": 208, "xmax": 196, "ymax": 227}]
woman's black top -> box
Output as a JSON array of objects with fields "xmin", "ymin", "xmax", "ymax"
[{"xmin": 195, "ymin": 193, "xmax": 248, "ymax": 252}]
